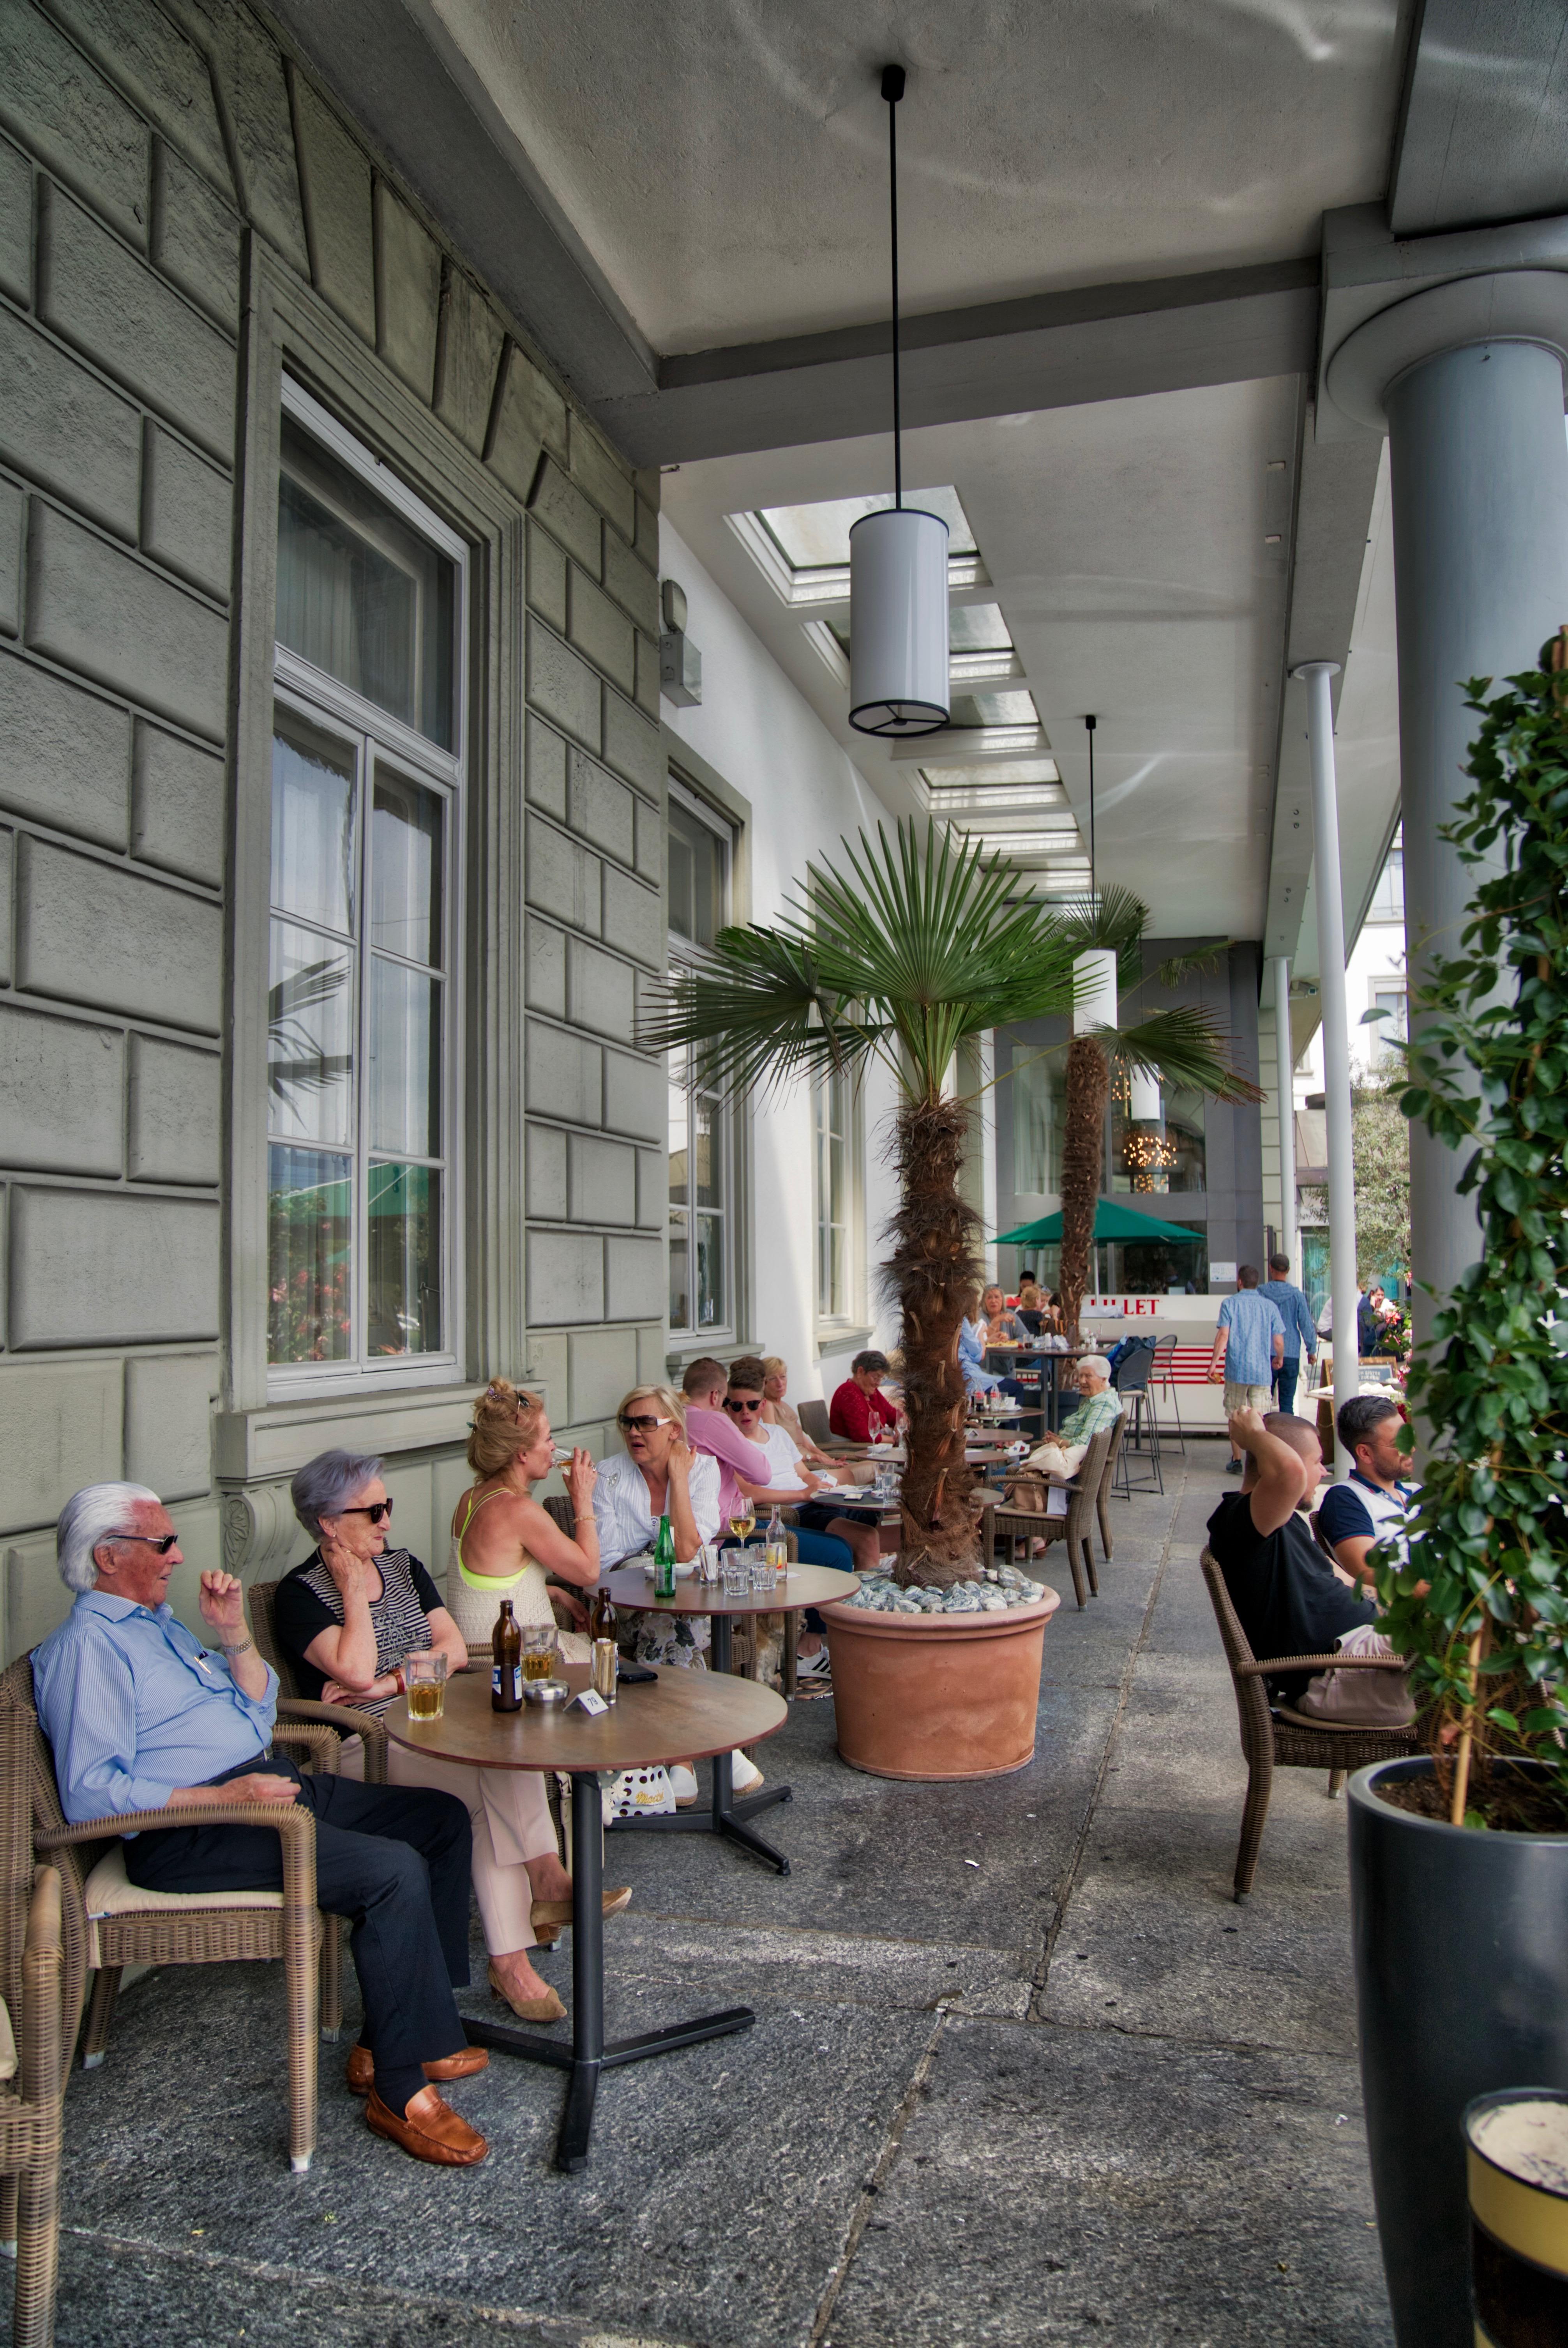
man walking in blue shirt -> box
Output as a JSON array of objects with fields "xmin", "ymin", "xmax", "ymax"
[
  {"xmin": 1258, "ymin": 1252, "xmax": 1318, "ymax": 1417},
  {"xmin": 1207, "ymin": 1266, "xmax": 1285, "ymax": 1473}
]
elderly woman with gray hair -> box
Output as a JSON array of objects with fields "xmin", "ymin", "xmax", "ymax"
[{"xmin": 274, "ymin": 1449, "xmax": 629, "ymax": 2026}]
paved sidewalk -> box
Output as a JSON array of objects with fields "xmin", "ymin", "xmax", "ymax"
[{"xmin": 32, "ymin": 1452, "xmax": 1393, "ymax": 2347}]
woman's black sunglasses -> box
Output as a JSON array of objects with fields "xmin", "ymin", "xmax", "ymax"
[{"xmin": 337, "ymin": 1500, "xmax": 394, "ymax": 1524}]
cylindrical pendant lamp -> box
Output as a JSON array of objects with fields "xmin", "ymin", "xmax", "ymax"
[
  {"xmin": 1073, "ymin": 948, "xmax": 1118, "ymax": 1033},
  {"xmin": 1128, "ymin": 1068, "xmax": 1162, "ymax": 1124},
  {"xmin": 849, "ymin": 507, "xmax": 950, "ymax": 735}
]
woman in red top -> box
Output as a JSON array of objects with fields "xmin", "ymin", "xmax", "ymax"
[{"xmin": 829, "ymin": 1351, "xmax": 902, "ymax": 1443}]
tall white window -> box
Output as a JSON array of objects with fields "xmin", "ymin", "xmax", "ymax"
[
  {"xmin": 267, "ymin": 382, "xmax": 465, "ymax": 1379},
  {"xmin": 666, "ymin": 785, "xmax": 735, "ymax": 1338},
  {"xmin": 814, "ymin": 1064, "xmax": 855, "ymax": 1323}
]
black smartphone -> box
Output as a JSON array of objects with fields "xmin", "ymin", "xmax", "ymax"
[{"xmin": 614, "ymin": 1661, "xmax": 657, "ymax": 1684}]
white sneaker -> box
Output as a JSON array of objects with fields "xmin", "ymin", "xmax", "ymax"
[
  {"xmin": 669, "ymin": 1764, "xmax": 699, "ymax": 1807},
  {"xmin": 731, "ymin": 1751, "xmax": 765, "ymax": 1795}
]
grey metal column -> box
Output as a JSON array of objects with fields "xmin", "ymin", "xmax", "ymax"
[
  {"xmin": 1269, "ymin": 954, "xmax": 1296, "ymax": 1280},
  {"xmin": 1293, "ymin": 662, "xmax": 1359, "ymax": 1466},
  {"xmin": 1384, "ymin": 338, "xmax": 1568, "ymax": 1342}
]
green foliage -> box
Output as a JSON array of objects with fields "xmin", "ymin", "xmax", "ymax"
[
  {"xmin": 1376, "ymin": 651, "xmax": 1568, "ymax": 1799},
  {"xmin": 1350, "ymin": 1079, "xmax": 1412, "ymax": 1287}
]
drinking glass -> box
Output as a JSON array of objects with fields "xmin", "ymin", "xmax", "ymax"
[
  {"xmin": 521, "ymin": 1624, "xmax": 558, "ymax": 1684},
  {"xmin": 748, "ymin": 1545, "xmax": 773, "ymax": 1595},
  {"xmin": 694, "ymin": 1542, "xmax": 719, "ymax": 1585},
  {"xmin": 720, "ymin": 1547, "xmax": 748, "ymax": 1600},
  {"xmin": 765, "ymin": 1536, "xmax": 789, "ymax": 1588},
  {"xmin": 591, "ymin": 1638, "xmax": 618, "ymax": 1704},
  {"xmin": 405, "ymin": 1648, "xmax": 447, "ymax": 1720}
]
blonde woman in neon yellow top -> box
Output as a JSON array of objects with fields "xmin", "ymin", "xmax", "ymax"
[{"xmin": 446, "ymin": 1380, "xmax": 599, "ymax": 1657}]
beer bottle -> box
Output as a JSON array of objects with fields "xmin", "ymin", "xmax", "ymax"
[
  {"xmin": 653, "ymin": 1511, "xmax": 676, "ymax": 1599},
  {"xmin": 588, "ymin": 1582, "xmax": 616, "ymax": 1644},
  {"xmin": 491, "ymin": 1598, "xmax": 522, "ymax": 1711}
]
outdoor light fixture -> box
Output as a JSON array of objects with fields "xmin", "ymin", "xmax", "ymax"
[{"xmin": 848, "ymin": 64, "xmax": 950, "ymax": 737}]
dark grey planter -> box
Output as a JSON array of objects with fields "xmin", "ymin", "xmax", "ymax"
[{"xmin": 1348, "ymin": 1757, "xmax": 1568, "ymax": 2347}]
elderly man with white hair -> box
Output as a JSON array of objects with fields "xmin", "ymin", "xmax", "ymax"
[
  {"xmin": 30, "ymin": 1481, "xmax": 491, "ymax": 2168},
  {"xmin": 1023, "ymin": 1354, "xmax": 1123, "ymax": 1482}
]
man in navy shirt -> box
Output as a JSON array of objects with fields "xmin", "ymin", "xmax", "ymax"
[
  {"xmin": 1316, "ymin": 1395, "xmax": 1417, "ymax": 1586},
  {"xmin": 1257, "ymin": 1252, "xmax": 1318, "ymax": 1416}
]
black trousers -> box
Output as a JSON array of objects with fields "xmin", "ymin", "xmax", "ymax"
[{"xmin": 125, "ymin": 1755, "xmax": 472, "ymax": 2109}]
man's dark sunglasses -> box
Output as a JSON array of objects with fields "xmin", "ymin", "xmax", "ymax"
[
  {"xmin": 337, "ymin": 1499, "xmax": 394, "ymax": 1524},
  {"xmin": 723, "ymin": 1396, "xmax": 764, "ymax": 1414},
  {"xmin": 108, "ymin": 1531, "xmax": 179, "ymax": 1554}
]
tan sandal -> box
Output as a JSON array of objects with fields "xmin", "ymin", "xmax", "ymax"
[
  {"xmin": 530, "ymin": 1885, "xmax": 632, "ymax": 1931},
  {"xmin": 487, "ymin": 1961, "xmax": 566, "ymax": 2024}
]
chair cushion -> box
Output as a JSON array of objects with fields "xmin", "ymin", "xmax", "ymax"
[{"xmin": 81, "ymin": 1843, "xmax": 282, "ymax": 1968}]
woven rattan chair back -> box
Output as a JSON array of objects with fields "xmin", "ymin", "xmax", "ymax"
[
  {"xmin": 796, "ymin": 1398, "xmax": 833, "ymax": 1447},
  {"xmin": 1097, "ymin": 1417, "xmax": 1125, "ymax": 1561},
  {"xmin": 979, "ymin": 1425, "xmax": 1112, "ymax": 1611},
  {"xmin": 0, "ymin": 1698, "xmax": 67, "ymax": 2348},
  {"xmin": 543, "ymin": 1494, "xmax": 574, "ymax": 1536},
  {"xmin": 248, "ymin": 1578, "xmax": 300, "ymax": 1696},
  {"xmin": 0, "ymin": 1660, "xmax": 95, "ymax": 2060}
]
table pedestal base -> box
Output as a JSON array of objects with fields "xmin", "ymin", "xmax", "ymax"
[
  {"xmin": 464, "ymin": 1772, "xmax": 755, "ymax": 2171},
  {"xmin": 606, "ymin": 1614, "xmax": 793, "ymax": 1872}
]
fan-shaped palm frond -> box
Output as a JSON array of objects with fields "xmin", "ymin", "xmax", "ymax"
[
  {"xmin": 267, "ymin": 957, "xmax": 351, "ymax": 1109},
  {"xmin": 1111, "ymin": 1010, "xmax": 1264, "ymax": 1105}
]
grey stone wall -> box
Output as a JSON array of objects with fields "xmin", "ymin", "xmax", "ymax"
[{"xmin": 0, "ymin": 0, "xmax": 664, "ymax": 1650}]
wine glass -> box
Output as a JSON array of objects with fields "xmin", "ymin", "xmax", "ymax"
[{"xmin": 729, "ymin": 1500, "xmax": 756, "ymax": 1545}]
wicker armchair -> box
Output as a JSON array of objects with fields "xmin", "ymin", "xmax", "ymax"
[
  {"xmin": 0, "ymin": 1706, "xmax": 67, "ymax": 2347},
  {"xmin": 978, "ymin": 1425, "xmax": 1114, "ymax": 1609},
  {"xmin": 0, "ymin": 1653, "xmax": 347, "ymax": 2176},
  {"xmin": 1096, "ymin": 1416, "xmax": 1126, "ymax": 1562},
  {"xmin": 1200, "ymin": 1547, "xmax": 1419, "ymax": 1901},
  {"xmin": 246, "ymin": 1581, "xmax": 390, "ymax": 1786}
]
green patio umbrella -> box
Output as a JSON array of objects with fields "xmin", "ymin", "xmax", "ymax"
[{"xmin": 992, "ymin": 1200, "xmax": 1203, "ymax": 1246}]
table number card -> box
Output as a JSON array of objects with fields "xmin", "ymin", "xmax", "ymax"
[{"xmin": 573, "ymin": 1688, "xmax": 609, "ymax": 1716}]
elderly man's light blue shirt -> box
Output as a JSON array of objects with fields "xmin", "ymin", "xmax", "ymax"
[
  {"xmin": 1258, "ymin": 1278, "xmax": 1317, "ymax": 1362},
  {"xmin": 959, "ymin": 1318, "xmax": 1003, "ymax": 1397},
  {"xmin": 1216, "ymin": 1289, "xmax": 1285, "ymax": 1388},
  {"xmin": 32, "ymin": 1591, "xmax": 278, "ymax": 1824}
]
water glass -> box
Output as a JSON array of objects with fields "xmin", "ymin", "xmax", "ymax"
[
  {"xmin": 405, "ymin": 1648, "xmax": 447, "ymax": 1720},
  {"xmin": 720, "ymin": 1546, "xmax": 749, "ymax": 1600},
  {"xmin": 694, "ymin": 1541, "xmax": 719, "ymax": 1585},
  {"xmin": 765, "ymin": 1536, "xmax": 789, "ymax": 1588},
  {"xmin": 749, "ymin": 1544, "xmax": 773, "ymax": 1595}
]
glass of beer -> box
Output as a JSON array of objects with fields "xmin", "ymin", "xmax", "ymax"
[
  {"xmin": 521, "ymin": 1625, "xmax": 559, "ymax": 1684},
  {"xmin": 405, "ymin": 1648, "xmax": 447, "ymax": 1720}
]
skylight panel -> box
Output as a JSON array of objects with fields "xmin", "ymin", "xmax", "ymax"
[
  {"xmin": 948, "ymin": 603, "xmax": 1013, "ymax": 653},
  {"xmin": 946, "ymin": 689, "xmax": 1040, "ymax": 729},
  {"xmin": 916, "ymin": 758, "xmax": 1061, "ymax": 790},
  {"xmin": 759, "ymin": 488, "xmax": 977, "ymax": 571}
]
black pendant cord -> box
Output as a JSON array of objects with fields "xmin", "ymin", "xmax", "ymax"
[
  {"xmin": 1085, "ymin": 713, "xmax": 1097, "ymax": 903},
  {"xmin": 882, "ymin": 64, "xmax": 905, "ymax": 509}
]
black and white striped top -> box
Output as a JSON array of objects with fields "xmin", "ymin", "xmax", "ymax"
[{"xmin": 273, "ymin": 1546, "xmax": 444, "ymax": 1714}]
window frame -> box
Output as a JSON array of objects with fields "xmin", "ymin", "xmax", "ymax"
[{"xmin": 665, "ymin": 777, "xmax": 738, "ymax": 1345}]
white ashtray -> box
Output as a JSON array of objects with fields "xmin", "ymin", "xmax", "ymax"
[{"xmin": 641, "ymin": 1557, "xmax": 696, "ymax": 1579}]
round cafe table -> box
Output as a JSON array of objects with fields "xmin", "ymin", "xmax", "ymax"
[
  {"xmin": 604, "ymin": 1561, "xmax": 856, "ymax": 1876},
  {"xmin": 385, "ymin": 1660, "xmax": 785, "ymax": 2174}
]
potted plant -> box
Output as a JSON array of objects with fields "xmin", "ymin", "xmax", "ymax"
[
  {"xmin": 1346, "ymin": 640, "xmax": 1568, "ymax": 2348},
  {"xmin": 643, "ymin": 822, "xmax": 1250, "ymax": 1777}
]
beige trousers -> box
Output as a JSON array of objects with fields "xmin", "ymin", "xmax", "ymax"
[{"xmin": 337, "ymin": 1733, "xmax": 558, "ymax": 1952}]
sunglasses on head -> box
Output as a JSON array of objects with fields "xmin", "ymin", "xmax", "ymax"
[
  {"xmin": 724, "ymin": 1396, "xmax": 763, "ymax": 1413},
  {"xmin": 337, "ymin": 1499, "xmax": 394, "ymax": 1524},
  {"xmin": 617, "ymin": 1413, "xmax": 671, "ymax": 1434},
  {"xmin": 108, "ymin": 1531, "xmax": 178, "ymax": 1554}
]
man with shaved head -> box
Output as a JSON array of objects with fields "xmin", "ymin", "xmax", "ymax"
[{"xmin": 1206, "ymin": 1409, "xmax": 1377, "ymax": 1702}]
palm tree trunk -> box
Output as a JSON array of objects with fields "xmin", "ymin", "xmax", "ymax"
[
  {"xmin": 884, "ymin": 1096, "xmax": 983, "ymax": 1587},
  {"xmin": 1059, "ymin": 1033, "xmax": 1109, "ymax": 1344}
]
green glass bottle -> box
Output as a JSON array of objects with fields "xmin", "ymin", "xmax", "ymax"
[{"xmin": 653, "ymin": 1510, "xmax": 676, "ymax": 1599}]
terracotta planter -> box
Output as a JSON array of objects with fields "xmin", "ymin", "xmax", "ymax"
[{"xmin": 819, "ymin": 1590, "xmax": 1062, "ymax": 1780}]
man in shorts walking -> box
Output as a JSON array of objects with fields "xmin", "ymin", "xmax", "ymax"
[{"xmin": 1207, "ymin": 1266, "xmax": 1285, "ymax": 1475}]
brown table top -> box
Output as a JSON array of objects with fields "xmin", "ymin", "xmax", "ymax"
[
  {"xmin": 383, "ymin": 1660, "xmax": 786, "ymax": 1773},
  {"xmin": 603, "ymin": 1562, "xmax": 858, "ymax": 1618}
]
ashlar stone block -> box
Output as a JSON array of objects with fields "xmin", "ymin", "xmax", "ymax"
[
  {"xmin": 605, "ymin": 1234, "xmax": 663, "ymax": 1322},
  {"xmin": 635, "ymin": 1147, "xmax": 664, "ymax": 1230},
  {"xmin": 0, "ymin": 1001, "xmax": 124, "ymax": 1174},
  {"xmin": 47, "ymin": 0, "xmax": 233, "ymax": 197},
  {"xmin": 601, "ymin": 863, "xmax": 663, "ymax": 973},
  {"xmin": 5, "ymin": 1530, "xmax": 75, "ymax": 1663},
  {"xmin": 435, "ymin": 265, "xmax": 504, "ymax": 454},
  {"xmin": 0, "ymin": 134, "xmax": 30, "ymax": 305},
  {"xmin": 38, "ymin": 184, "xmax": 235, "ymax": 463},
  {"xmin": 0, "ymin": 304, "xmax": 142, "ymax": 541},
  {"xmin": 124, "ymin": 1350, "xmax": 216, "ymax": 1498},
  {"xmin": 603, "ymin": 1047, "xmax": 665, "ymax": 1143},
  {"xmin": 26, "ymin": 501, "xmax": 229, "ymax": 742},
  {"xmin": 634, "ymin": 790, "xmax": 663, "ymax": 884},
  {"xmin": 17, "ymin": 835, "xmax": 222, "ymax": 1032},
  {"xmin": 524, "ymin": 917, "xmax": 565, "ymax": 1018},
  {"xmin": 131, "ymin": 718, "xmax": 225, "ymax": 885},
  {"xmin": 486, "ymin": 339, "xmax": 566, "ymax": 504},
  {"xmin": 373, "ymin": 180, "xmax": 439, "ymax": 401},
  {"xmin": 525, "ymin": 1120, "xmax": 567, "ymax": 1220},
  {"xmin": 151, "ymin": 140, "xmax": 242, "ymax": 330},
  {"xmin": 0, "ymin": 479, "xmax": 20, "ymax": 638},
  {"xmin": 529, "ymin": 458, "xmax": 600, "ymax": 576},
  {"xmin": 566, "ymin": 935, "xmax": 635, "ymax": 1041},
  {"xmin": 526, "ymin": 1228, "xmax": 603, "ymax": 1328},
  {"xmin": 568, "ymin": 1324, "xmax": 638, "ymax": 1425},
  {"xmin": 0, "ymin": 2, "xmax": 148, "ymax": 248},
  {"xmin": 567, "ymin": 750, "xmax": 634, "ymax": 866},
  {"xmin": 525, "ymin": 811, "xmax": 600, "ymax": 938},
  {"xmin": 162, "ymin": 0, "xmax": 308, "ymax": 275},
  {"xmin": 524, "ymin": 1018, "xmax": 601, "ymax": 1127},
  {"xmin": 527, "ymin": 520, "xmax": 567, "ymax": 635},
  {"xmin": 526, "ymin": 617, "xmax": 600, "ymax": 755},
  {"xmin": 291, "ymin": 74, "xmax": 375, "ymax": 345},
  {"xmin": 8, "ymin": 1185, "xmax": 219, "ymax": 1346},
  {"xmin": 142, "ymin": 422, "xmax": 231, "ymax": 600},
  {"xmin": 568, "ymin": 566, "xmax": 636, "ymax": 697},
  {"xmin": 0, "ymin": 1357, "xmax": 123, "ymax": 1538},
  {"xmin": 568, "ymin": 1130, "xmax": 636, "ymax": 1225},
  {"xmin": 128, "ymin": 1033, "xmax": 220, "ymax": 1182},
  {"xmin": 0, "ymin": 827, "xmax": 11, "ymax": 985},
  {"xmin": 568, "ymin": 415, "xmax": 636, "ymax": 540},
  {"xmin": 634, "ymin": 629, "xmax": 660, "ymax": 718},
  {"xmin": 635, "ymin": 492, "xmax": 660, "ymax": 571},
  {"xmin": 637, "ymin": 1322, "xmax": 667, "ymax": 1386},
  {"xmin": 0, "ymin": 651, "xmax": 131, "ymax": 848},
  {"xmin": 602, "ymin": 688, "xmax": 664, "ymax": 801},
  {"xmin": 603, "ymin": 525, "xmax": 660, "ymax": 636}
]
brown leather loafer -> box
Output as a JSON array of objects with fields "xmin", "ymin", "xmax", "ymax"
[
  {"xmin": 365, "ymin": 2084, "xmax": 487, "ymax": 2166},
  {"xmin": 346, "ymin": 2043, "xmax": 490, "ymax": 2097},
  {"xmin": 530, "ymin": 1885, "xmax": 632, "ymax": 1931}
]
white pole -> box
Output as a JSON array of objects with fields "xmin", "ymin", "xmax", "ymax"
[
  {"xmin": 1270, "ymin": 954, "xmax": 1296, "ymax": 1278},
  {"xmin": 1293, "ymin": 661, "xmax": 1358, "ymax": 1471}
]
